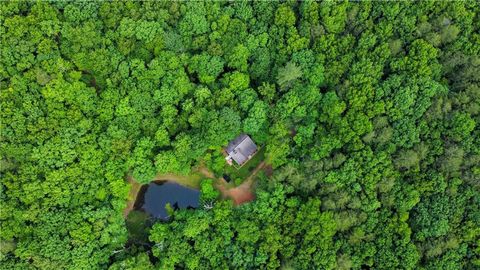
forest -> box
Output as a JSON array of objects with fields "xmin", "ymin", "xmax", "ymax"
[{"xmin": 1, "ymin": 1, "xmax": 479, "ymax": 269}]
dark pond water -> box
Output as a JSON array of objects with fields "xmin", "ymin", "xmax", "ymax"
[{"xmin": 134, "ymin": 181, "xmax": 200, "ymax": 220}]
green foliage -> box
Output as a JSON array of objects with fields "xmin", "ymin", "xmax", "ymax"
[
  {"xmin": 188, "ymin": 53, "xmax": 224, "ymax": 84},
  {"xmin": 276, "ymin": 62, "xmax": 302, "ymax": 89},
  {"xmin": 149, "ymin": 184, "xmax": 338, "ymax": 269},
  {"xmin": 199, "ymin": 179, "xmax": 219, "ymax": 204},
  {"xmin": 447, "ymin": 112, "xmax": 476, "ymax": 142},
  {"xmin": 1, "ymin": 1, "xmax": 479, "ymax": 269},
  {"xmin": 125, "ymin": 211, "xmax": 151, "ymax": 245},
  {"xmin": 108, "ymin": 253, "xmax": 154, "ymax": 270}
]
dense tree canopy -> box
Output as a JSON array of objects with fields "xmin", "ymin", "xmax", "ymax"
[{"xmin": 1, "ymin": 1, "xmax": 479, "ymax": 269}]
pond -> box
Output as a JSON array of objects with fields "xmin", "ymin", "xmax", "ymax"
[{"xmin": 134, "ymin": 181, "xmax": 200, "ymax": 220}]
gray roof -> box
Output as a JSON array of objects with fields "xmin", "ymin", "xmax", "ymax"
[{"xmin": 226, "ymin": 134, "xmax": 257, "ymax": 165}]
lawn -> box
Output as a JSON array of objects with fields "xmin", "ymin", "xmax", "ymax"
[
  {"xmin": 223, "ymin": 146, "xmax": 265, "ymax": 185},
  {"xmin": 153, "ymin": 172, "xmax": 204, "ymax": 189}
]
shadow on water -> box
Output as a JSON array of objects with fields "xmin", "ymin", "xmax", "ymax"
[
  {"xmin": 121, "ymin": 181, "xmax": 201, "ymax": 264},
  {"xmin": 133, "ymin": 181, "xmax": 200, "ymax": 220}
]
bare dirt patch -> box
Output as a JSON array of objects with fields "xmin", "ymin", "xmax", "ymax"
[
  {"xmin": 216, "ymin": 161, "xmax": 265, "ymax": 206},
  {"xmin": 225, "ymin": 185, "xmax": 255, "ymax": 205}
]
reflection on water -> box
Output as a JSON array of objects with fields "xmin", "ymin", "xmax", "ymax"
[{"xmin": 134, "ymin": 181, "xmax": 199, "ymax": 220}]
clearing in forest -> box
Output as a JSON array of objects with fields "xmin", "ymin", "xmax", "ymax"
[
  {"xmin": 214, "ymin": 161, "xmax": 266, "ymax": 205},
  {"xmin": 123, "ymin": 160, "xmax": 267, "ymax": 217}
]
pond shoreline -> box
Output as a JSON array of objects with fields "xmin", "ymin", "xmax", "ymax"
[
  {"xmin": 137, "ymin": 181, "xmax": 200, "ymax": 220},
  {"xmin": 123, "ymin": 176, "xmax": 142, "ymax": 218},
  {"xmin": 124, "ymin": 171, "xmax": 204, "ymax": 218},
  {"xmin": 123, "ymin": 162, "xmax": 266, "ymax": 218}
]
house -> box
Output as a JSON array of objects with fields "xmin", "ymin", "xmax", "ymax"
[{"xmin": 225, "ymin": 134, "xmax": 258, "ymax": 166}]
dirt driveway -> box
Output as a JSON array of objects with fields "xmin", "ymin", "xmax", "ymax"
[{"xmin": 214, "ymin": 161, "xmax": 265, "ymax": 205}]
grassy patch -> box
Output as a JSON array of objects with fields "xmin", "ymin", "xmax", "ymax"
[
  {"xmin": 224, "ymin": 147, "xmax": 265, "ymax": 185},
  {"xmin": 123, "ymin": 176, "xmax": 142, "ymax": 218},
  {"xmin": 153, "ymin": 172, "xmax": 204, "ymax": 189}
]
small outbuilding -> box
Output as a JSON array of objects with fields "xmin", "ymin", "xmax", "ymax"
[{"xmin": 225, "ymin": 134, "xmax": 258, "ymax": 166}]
